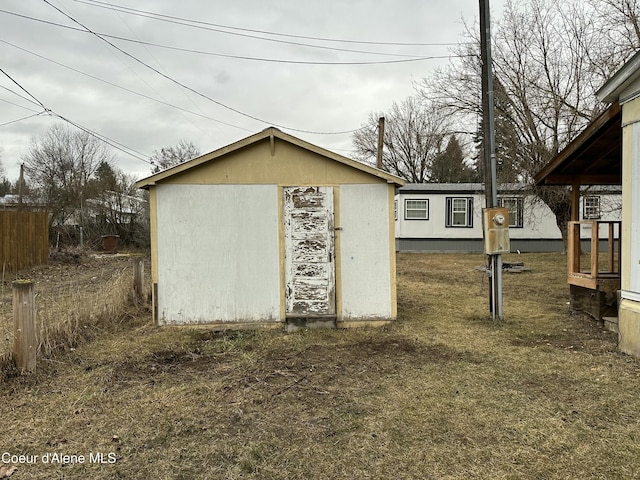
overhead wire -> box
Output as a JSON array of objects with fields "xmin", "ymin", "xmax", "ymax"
[
  {"xmin": 1, "ymin": 1, "xmax": 465, "ymax": 143},
  {"xmin": 72, "ymin": 0, "xmax": 467, "ymax": 47},
  {"xmin": 66, "ymin": 0, "xmax": 444, "ymax": 57},
  {"xmin": 0, "ymin": 10, "xmax": 455, "ymax": 65},
  {"xmin": 53, "ymin": 112, "xmax": 150, "ymax": 160},
  {"xmin": 0, "ymin": 112, "xmax": 46, "ymax": 128},
  {"xmin": 102, "ymin": 0, "xmax": 213, "ymax": 136},
  {"xmin": 40, "ymin": 0, "xmax": 365, "ymax": 135},
  {"xmin": 0, "ymin": 67, "xmax": 48, "ymax": 111},
  {"xmin": 0, "ymin": 39, "xmax": 253, "ymax": 132},
  {"xmin": 0, "ymin": 85, "xmax": 45, "ymax": 111},
  {"xmin": 0, "ymin": 66, "xmax": 151, "ymax": 163}
]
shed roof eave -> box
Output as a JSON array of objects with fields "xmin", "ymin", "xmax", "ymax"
[{"xmin": 135, "ymin": 127, "xmax": 405, "ymax": 189}]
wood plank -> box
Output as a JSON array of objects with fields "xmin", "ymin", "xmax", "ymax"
[
  {"xmin": 568, "ymin": 273, "xmax": 598, "ymax": 290},
  {"xmin": 590, "ymin": 221, "xmax": 599, "ymax": 276},
  {"xmin": 13, "ymin": 280, "xmax": 36, "ymax": 374},
  {"xmin": 608, "ymin": 222, "xmax": 615, "ymax": 272},
  {"xmin": 0, "ymin": 211, "xmax": 48, "ymax": 272}
]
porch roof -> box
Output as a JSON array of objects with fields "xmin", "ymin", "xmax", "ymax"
[{"xmin": 534, "ymin": 102, "xmax": 622, "ymax": 186}]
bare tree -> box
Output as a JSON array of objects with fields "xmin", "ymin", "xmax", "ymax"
[
  {"xmin": 352, "ymin": 97, "xmax": 453, "ymax": 183},
  {"xmin": 150, "ymin": 140, "xmax": 200, "ymax": 173},
  {"xmin": 418, "ymin": 0, "xmax": 636, "ymax": 247},
  {"xmin": 589, "ymin": 0, "xmax": 640, "ymax": 73},
  {"xmin": 87, "ymin": 167, "xmax": 149, "ymax": 247},
  {"xmin": 22, "ymin": 124, "xmax": 113, "ymax": 229},
  {"xmin": 0, "ymin": 147, "xmax": 9, "ymax": 196}
]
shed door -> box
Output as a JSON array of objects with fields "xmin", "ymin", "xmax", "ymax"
[{"xmin": 284, "ymin": 186, "xmax": 335, "ymax": 316}]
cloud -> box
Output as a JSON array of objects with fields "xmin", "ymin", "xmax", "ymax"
[{"xmin": 0, "ymin": 0, "xmax": 504, "ymax": 181}]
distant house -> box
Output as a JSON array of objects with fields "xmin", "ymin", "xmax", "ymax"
[
  {"xmin": 395, "ymin": 183, "xmax": 621, "ymax": 253},
  {"xmin": 136, "ymin": 128, "xmax": 404, "ymax": 330},
  {"xmin": 535, "ymin": 50, "xmax": 640, "ymax": 356},
  {"xmin": 86, "ymin": 191, "xmax": 148, "ymax": 226},
  {"xmin": 0, "ymin": 194, "xmax": 47, "ymax": 211}
]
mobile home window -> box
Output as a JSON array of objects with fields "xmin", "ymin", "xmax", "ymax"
[
  {"xmin": 583, "ymin": 196, "xmax": 601, "ymax": 219},
  {"xmin": 445, "ymin": 197, "xmax": 473, "ymax": 227},
  {"xmin": 404, "ymin": 199, "xmax": 428, "ymax": 220},
  {"xmin": 499, "ymin": 197, "xmax": 524, "ymax": 228}
]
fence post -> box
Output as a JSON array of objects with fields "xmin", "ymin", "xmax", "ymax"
[
  {"xmin": 133, "ymin": 258, "xmax": 144, "ymax": 303},
  {"xmin": 12, "ymin": 280, "xmax": 36, "ymax": 374}
]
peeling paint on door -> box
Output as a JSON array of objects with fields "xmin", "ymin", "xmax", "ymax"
[{"xmin": 284, "ymin": 186, "xmax": 335, "ymax": 316}]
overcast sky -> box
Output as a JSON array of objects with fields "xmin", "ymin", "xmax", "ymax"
[{"xmin": 0, "ymin": 0, "xmax": 505, "ymax": 182}]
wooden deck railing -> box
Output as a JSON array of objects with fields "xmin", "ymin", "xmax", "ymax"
[{"xmin": 567, "ymin": 220, "xmax": 621, "ymax": 290}]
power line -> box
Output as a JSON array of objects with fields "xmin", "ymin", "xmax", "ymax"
[
  {"xmin": 41, "ymin": 0, "xmax": 365, "ymax": 135},
  {"xmin": 0, "ymin": 66, "xmax": 151, "ymax": 163},
  {"xmin": 0, "ymin": 67, "xmax": 48, "ymax": 110},
  {"xmin": 105, "ymin": 0, "xmax": 212, "ymax": 136},
  {"xmin": 53, "ymin": 113, "xmax": 150, "ymax": 161},
  {"xmin": 0, "ymin": 39, "xmax": 253, "ymax": 133},
  {"xmin": 0, "ymin": 9, "xmax": 452, "ymax": 65},
  {"xmin": 0, "ymin": 112, "xmax": 46, "ymax": 128},
  {"xmin": 72, "ymin": 0, "xmax": 461, "ymax": 50},
  {"xmin": 0, "ymin": 86, "xmax": 44, "ymax": 112}
]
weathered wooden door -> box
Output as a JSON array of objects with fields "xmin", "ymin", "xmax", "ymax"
[{"xmin": 283, "ymin": 186, "xmax": 335, "ymax": 316}]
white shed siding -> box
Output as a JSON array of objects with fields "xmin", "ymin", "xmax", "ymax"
[
  {"xmin": 339, "ymin": 184, "xmax": 392, "ymax": 319},
  {"xmin": 155, "ymin": 184, "xmax": 280, "ymax": 324}
]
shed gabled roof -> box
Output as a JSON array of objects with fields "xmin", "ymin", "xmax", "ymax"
[{"xmin": 136, "ymin": 127, "xmax": 405, "ymax": 189}]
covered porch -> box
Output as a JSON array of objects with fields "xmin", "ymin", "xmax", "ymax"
[{"xmin": 534, "ymin": 102, "xmax": 622, "ymax": 324}]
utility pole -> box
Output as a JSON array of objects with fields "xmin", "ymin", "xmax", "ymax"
[
  {"xmin": 480, "ymin": 0, "xmax": 504, "ymax": 320},
  {"xmin": 377, "ymin": 117, "xmax": 385, "ymax": 169}
]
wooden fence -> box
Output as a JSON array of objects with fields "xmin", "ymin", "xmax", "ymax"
[{"xmin": 0, "ymin": 211, "xmax": 49, "ymax": 272}]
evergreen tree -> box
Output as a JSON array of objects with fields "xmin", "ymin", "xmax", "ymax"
[{"xmin": 431, "ymin": 135, "xmax": 477, "ymax": 183}]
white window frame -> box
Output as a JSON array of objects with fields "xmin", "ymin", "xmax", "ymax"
[
  {"xmin": 499, "ymin": 196, "xmax": 524, "ymax": 228},
  {"xmin": 404, "ymin": 199, "xmax": 429, "ymax": 220},
  {"xmin": 583, "ymin": 195, "xmax": 601, "ymax": 220},
  {"xmin": 445, "ymin": 197, "xmax": 473, "ymax": 228}
]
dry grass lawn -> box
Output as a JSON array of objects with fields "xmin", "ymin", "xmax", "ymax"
[{"xmin": 2, "ymin": 252, "xmax": 640, "ymax": 479}]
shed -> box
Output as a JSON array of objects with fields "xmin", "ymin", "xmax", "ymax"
[
  {"xmin": 136, "ymin": 128, "xmax": 405, "ymax": 330},
  {"xmin": 535, "ymin": 50, "xmax": 640, "ymax": 356}
]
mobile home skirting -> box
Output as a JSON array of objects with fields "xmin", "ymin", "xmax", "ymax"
[{"xmin": 396, "ymin": 238, "xmax": 619, "ymax": 253}]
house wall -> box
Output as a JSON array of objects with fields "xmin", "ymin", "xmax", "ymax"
[
  {"xmin": 619, "ymin": 95, "xmax": 640, "ymax": 356},
  {"xmin": 395, "ymin": 186, "xmax": 621, "ymax": 253}
]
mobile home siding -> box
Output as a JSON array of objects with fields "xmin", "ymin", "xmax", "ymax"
[{"xmin": 395, "ymin": 184, "xmax": 621, "ymax": 253}]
